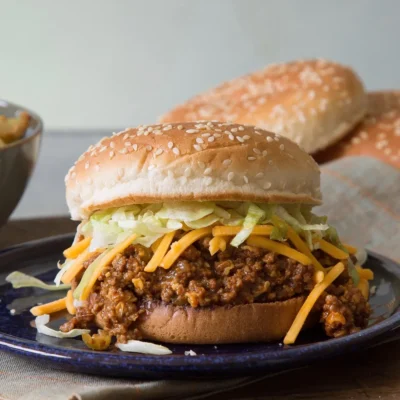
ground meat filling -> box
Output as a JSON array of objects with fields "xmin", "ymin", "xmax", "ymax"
[{"xmin": 61, "ymin": 235, "xmax": 371, "ymax": 342}]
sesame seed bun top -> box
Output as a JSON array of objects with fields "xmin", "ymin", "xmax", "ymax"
[
  {"xmin": 314, "ymin": 91, "xmax": 400, "ymax": 168},
  {"xmin": 159, "ymin": 59, "xmax": 367, "ymax": 154},
  {"xmin": 65, "ymin": 121, "xmax": 321, "ymax": 221}
]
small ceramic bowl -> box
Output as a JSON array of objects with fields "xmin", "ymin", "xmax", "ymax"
[{"xmin": 0, "ymin": 100, "xmax": 43, "ymax": 226}]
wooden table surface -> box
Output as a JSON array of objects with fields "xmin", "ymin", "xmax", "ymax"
[{"xmin": 1, "ymin": 218, "xmax": 399, "ymax": 399}]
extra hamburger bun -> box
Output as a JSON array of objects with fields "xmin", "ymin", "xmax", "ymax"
[
  {"xmin": 159, "ymin": 59, "xmax": 367, "ymax": 154},
  {"xmin": 65, "ymin": 122, "xmax": 321, "ymax": 220},
  {"xmin": 315, "ymin": 91, "xmax": 400, "ymax": 168},
  {"xmin": 95, "ymin": 298, "xmax": 317, "ymax": 344}
]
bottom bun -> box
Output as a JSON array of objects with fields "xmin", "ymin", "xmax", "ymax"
[{"xmin": 129, "ymin": 297, "xmax": 317, "ymax": 344}]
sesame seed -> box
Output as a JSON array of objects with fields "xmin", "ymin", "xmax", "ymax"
[
  {"xmin": 255, "ymin": 131, "xmax": 262, "ymax": 136},
  {"xmin": 253, "ymin": 148, "xmax": 261, "ymax": 155},
  {"xmin": 204, "ymin": 177, "xmax": 213, "ymax": 186},
  {"xmin": 242, "ymin": 135, "xmax": 250, "ymax": 140},
  {"xmin": 155, "ymin": 148, "xmax": 163, "ymax": 156},
  {"xmin": 359, "ymin": 131, "xmax": 369, "ymax": 140},
  {"xmin": 100, "ymin": 146, "xmax": 107, "ymax": 152},
  {"xmin": 153, "ymin": 129, "xmax": 162, "ymax": 135},
  {"xmin": 266, "ymin": 136, "xmax": 273, "ymax": 143},
  {"xmin": 238, "ymin": 126, "xmax": 245, "ymax": 131},
  {"xmin": 132, "ymin": 144, "xmax": 138, "ymax": 151},
  {"xmin": 236, "ymin": 136, "xmax": 244, "ymax": 143},
  {"xmin": 262, "ymin": 150, "xmax": 268, "ymax": 157},
  {"xmin": 186, "ymin": 129, "xmax": 198, "ymax": 134},
  {"xmin": 279, "ymin": 144, "xmax": 285, "ymax": 151},
  {"xmin": 85, "ymin": 162, "xmax": 90, "ymax": 170},
  {"xmin": 264, "ymin": 182, "xmax": 272, "ymax": 189},
  {"xmin": 172, "ymin": 147, "xmax": 180, "ymax": 155},
  {"xmin": 167, "ymin": 141, "xmax": 174, "ymax": 149},
  {"xmin": 202, "ymin": 133, "xmax": 211, "ymax": 137},
  {"xmin": 231, "ymin": 128, "xmax": 238, "ymax": 133},
  {"xmin": 243, "ymin": 176, "xmax": 249, "ymax": 184},
  {"xmin": 256, "ymin": 172, "xmax": 264, "ymax": 178},
  {"xmin": 198, "ymin": 161, "xmax": 205, "ymax": 168},
  {"xmin": 146, "ymin": 145, "xmax": 152, "ymax": 152},
  {"xmin": 193, "ymin": 144, "xmax": 202, "ymax": 151},
  {"xmin": 214, "ymin": 133, "xmax": 222, "ymax": 138},
  {"xmin": 71, "ymin": 172, "xmax": 77, "ymax": 178},
  {"xmin": 274, "ymin": 136, "xmax": 280, "ymax": 142},
  {"xmin": 123, "ymin": 133, "xmax": 129, "ymax": 140},
  {"xmin": 109, "ymin": 142, "xmax": 115, "ymax": 148},
  {"xmin": 124, "ymin": 141, "xmax": 131, "ymax": 147},
  {"xmin": 184, "ymin": 167, "xmax": 191, "ymax": 177},
  {"xmin": 208, "ymin": 136, "xmax": 215, "ymax": 142},
  {"xmin": 228, "ymin": 134, "xmax": 235, "ymax": 141},
  {"xmin": 177, "ymin": 125, "xmax": 183, "ymax": 130},
  {"xmin": 204, "ymin": 167, "xmax": 213, "ymax": 175},
  {"xmin": 228, "ymin": 172, "xmax": 235, "ymax": 181},
  {"xmin": 196, "ymin": 138, "xmax": 204, "ymax": 144},
  {"xmin": 223, "ymin": 159, "xmax": 232, "ymax": 166},
  {"xmin": 351, "ymin": 137, "xmax": 361, "ymax": 145},
  {"xmin": 109, "ymin": 151, "xmax": 115, "ymax": 159},
  {"xmin": 247, "ymin": 156, "xmax": 256, "ymax": 161}
]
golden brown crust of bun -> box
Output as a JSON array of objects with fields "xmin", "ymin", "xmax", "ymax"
[
  {"xmin": 315, "ymin": 91, "xmax": 400, "ymax": 168},
  {"xmin": 159, "ymin": 59, "xmax": 367, "ymax": 154},
  {"xmin": 65, "ymin": 122, "xmax": 321, "ymax": 220},
  {"xmin": 96, "ymin": 298, "xmax": 317, "ymax": 344}
]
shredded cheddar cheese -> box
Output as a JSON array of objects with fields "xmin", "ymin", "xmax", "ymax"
[
  {"xmin": 212, "ymin": 225, "xmax": 273, "ymax": 237},
  {"xmin": 30, "ymin": 297, "xmax": 67, "ymax": 316},
  {"xmin": 63, "ymin": 237, "xmax": 91, "ymax": 259},
  {"xmin": 80, "ymin": 233, "xmax": 138, "ymax": 301},
  {"xmin": 151, "ymin": 236, "xmax": 164, "ymax": 252},
  {"xmin": 160, "ymin": 227, "xmax": 213, "ymax": 269},
  {"xmin": 343, "ymin": 243, "xmax": 357, "ymax": 255},
  {"xmin": 316, "ymin": 239, "xmax": 349, "ymax": 260},
  {"xmin": 246, "ymin": 236, "xmax": 312, "ymax": 266},
  {"xmin": 66, "ymin": 290, "xmax": 76, "ymax": 315},
  {"xmin": 145, "ymin": 231, "xmax": 176, "ymax": 272},
  {"xmin": 61, "ymin": 249, "xmax": 91, "ymax": 284},
  {"xmin": 287, "ymin": 228, "xmax": 325, "ymax": 272},
  {"xmin": 283, "ymin": 261, "xmax": 345, "ymax": 345},
  {"xmin": 209, "ymin": 237, "xmax": 221, "ymax": 256},
  {"xmin": 356, "ymin": 265, "xmax": 374, "ymax": 281},
  {"xmin": 314, "ymin": 270, "xmax": 325, "ymax": 284},
  {"xmin": 357, "ymin": 278, "xmax": 369, "ymax": 299}
]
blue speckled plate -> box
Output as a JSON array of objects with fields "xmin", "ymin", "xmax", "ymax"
[{"xmin": 0, "ymin": 234, "xmax": 399, "ymax": 378}]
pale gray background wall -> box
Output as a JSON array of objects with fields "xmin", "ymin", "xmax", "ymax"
[{"xmin": 1, "ymin": 0, "xmax": 399, "ymax": 130}]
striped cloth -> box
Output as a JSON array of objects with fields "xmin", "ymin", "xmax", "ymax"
[{"xmin": 0, "ymin": 156, "xmax": 399, "ymax": 400}]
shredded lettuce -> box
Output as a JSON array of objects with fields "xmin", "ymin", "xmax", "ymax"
[
  {"xmin": 116, "ymin": 340, "xmax": 172, "ymax": 355},
  {"xmin": 270, "ymin": 216, "xmax": 288, "ymax": 241},
  {"xmin": 6, "ymin": 271, "xmax": 70, "ymax": 291},
  {"xmin": 81, "ymin": 202, "xmax": 346, "ymax": 256},
  {"xmin": 347, "ymin": 257, "xmax": 360, "ymax": 286},
  {"xmin": 73, "ymin": 251, "xmax": 107, "ymax": 300},
  {"xmin": 156, "ymin": 201, "xmax": 214, "ymax": 221},
  {"xmin": 231, "ymin": 203, "xmax": 265, "ymax": 247},
  {"xmin": 54, "ymin": 259, "xmax": 75, "ymax": 286},
  {"xmin": 35, "ymin": 314, "xmax": 90, "ymax": 338}
]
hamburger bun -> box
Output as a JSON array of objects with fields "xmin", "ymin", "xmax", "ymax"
[
  {"xmin": 315, "ymin": 91, "xmax": 400, "ymax": 168},
  {"xmin": 65, "ymin": 122, "xmax": 321, "ymax": 220},
  {"xmin": 159, "ymin": 59, "xmax": 367, "ymax": 154},
  {"xmin": 95, "ymin": 298, "xmax": 318, "ymax": 344}
]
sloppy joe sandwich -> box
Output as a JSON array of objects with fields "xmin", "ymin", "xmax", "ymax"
[{"xmin": 15, "ymin": 121, "xmax": 373, "ymax": 352}]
